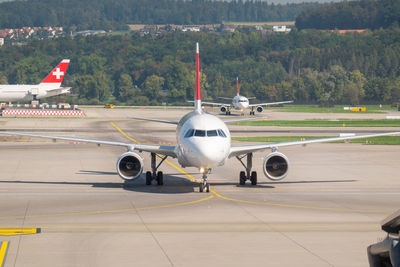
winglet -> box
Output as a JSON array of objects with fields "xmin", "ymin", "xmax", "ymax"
[
  {"xmin": 195, "ymin": 42, "xmax": 202, "ymax": 113},
  {"xmin": 40, "ymin": 59, "xmax": 70, "ymax": 86}
]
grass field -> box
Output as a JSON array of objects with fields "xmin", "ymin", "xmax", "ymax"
[
  {"xmin": 232, "ymin": 136, "xmax": 400, "ymax": 145},
  {"xmin": 236, "ymin": 119, "xmax": 400, "ymax": 127},
  {"xmin": 264, "ymin": 104, "xmax": 398, "ymax": 113}
]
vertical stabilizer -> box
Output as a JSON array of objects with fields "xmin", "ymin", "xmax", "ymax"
[
  {"xmin": 40, "ymin": 59, "xmax": 70, "ymax": 87},
  {"xmin": 236, "ymin": 77, "xmax": 239, "ymax": 96},
  {"xmin": 194, "ymin": 42, "xmax": 202, "ymax": 113}
]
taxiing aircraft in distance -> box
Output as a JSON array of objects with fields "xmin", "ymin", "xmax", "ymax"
[
  {"xmin": 0, "ymin": 44, "xmax": 398, "ymax": 193},
  {"xmin": 201, "ymin": 77, "xmax": 293, "ymax": 115},
  {"xmin": 0, "ymin": 59, "xmax": 71, "ymax": 102}
]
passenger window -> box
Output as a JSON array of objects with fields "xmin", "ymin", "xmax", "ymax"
[
  {"xmin": 184, "ymin": 129, "xmax": 194, "ymax": 138},
  {"xmin": 207, "ymin": 130, "xmax": 218, "ymax": 137},
  {"xmin": 194, "ymin": 130, "xmax": 206, "ymax": 137},
  {"xmin": 218, "ymin": 129, "xmax": 227, "ymax": 138}
]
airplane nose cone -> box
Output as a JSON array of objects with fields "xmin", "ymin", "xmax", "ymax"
[{"xmin": 195, "ymin": 142, "xmax": 227, "ymax": 167}]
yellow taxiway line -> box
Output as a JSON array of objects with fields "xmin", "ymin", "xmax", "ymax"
[
  {"xmin": 40, "ymin": 224, "xmax": 378, "ymax": 230},
  {"xmin": 0, "ymin": 228, "xmax": 40, "ymax": 236},
  {"xmin": 0, "ymin": 195, "xmax": 213, "ymax": 220},
  {"xmin": 0, "ymin": 241, "xmax": 8, "ymax": 267},
  {"xmin": 111, "ymin": 122, "xmax": 389, "ymax": 215},
  {"xmin": 110, "ymin": 122, "xmax": 198, "ymax": 182},
  {"xmin": 211, "ymin": 190, "xmax": 388, "ymax": 214}
]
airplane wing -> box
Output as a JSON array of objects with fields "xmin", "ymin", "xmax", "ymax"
[
  {"xmin": 229, "ymin": 132, "xmax": 400, "ymax": 158},
  {"xmin": 248, "ymin": 100, "xmax": 294, "ymax": 107},
  {"xmin": 217, "ymin": 97, "xmax": 233, "ymax": 100},
  {"xmin": 188, "ymin": 100, "xmax": 231, "ymax": 107},
  {"xmin": 0, "ymin": 131, "xmax": 177, "ymax": 157},
  {"xmin": 129, "ymin": 116, "xmax": 179, "ymax": 125}
]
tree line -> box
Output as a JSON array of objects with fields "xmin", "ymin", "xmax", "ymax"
[
  {"xmin": 296, "ymin": 0, "xmax": 400, "ymax": 30},
  {"xmin": 0, "ymin": 29, "xmax": 399, "ymax": 106},
  {"xmin": 0, "ymin": 0, "xmax": 323, "ymax": 30}
]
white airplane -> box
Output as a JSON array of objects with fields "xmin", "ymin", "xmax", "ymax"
[
  {"xmin": 201, "ymin": 77, "xmax": 293, "ymax": 115},
  {"xmin": 0, "ymin": 59, "xmax": 71, "ymax": 102},
  {"xmin": 0, "ymin": 44, "xmax": 399, "ymax": 193}
]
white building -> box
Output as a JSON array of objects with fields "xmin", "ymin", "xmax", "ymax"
[
  {"xmin": 272, "ymin": 25, "xmax": 291, "ymax": 33},
  {"xmin": 182, "ymin": 26, "xmax": 200, "ymax": 32}
]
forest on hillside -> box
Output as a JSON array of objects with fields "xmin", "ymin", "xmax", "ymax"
[
  {"xmin": 0, "ymin": 29, "xmax": 399, "ymax": 106},
  {"xmin": 0, "ymin": 0, "xmax": 322, "ymax": 30},
  {"xmin": 296, "ymin": 0, "xmax": 400, "ymax": 30}
]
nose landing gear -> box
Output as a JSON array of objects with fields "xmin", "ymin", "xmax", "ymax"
[
  {"xmin": 236, "ymin": 153, "xmax": 257, "ymax": 185},
  {"xmin": 199, "ymin": 168, "xmax": 211, "ymax": 192}
]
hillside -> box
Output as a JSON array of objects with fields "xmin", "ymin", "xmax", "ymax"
[
  {"xmin": 296, "ymin": 0, "xmax": 400, "ymax": 30},
  {"xmin": 0, "ymin": 0, "xmax": 323, "ymax": 30},
  {"xmin": 0, "ymin": 30, "xmax": 399, "ymax": 106}
]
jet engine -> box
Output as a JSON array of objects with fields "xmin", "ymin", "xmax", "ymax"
[
  {"xmin": 256, "ymin": 106, "xmax": 263, "ymax": 113},
  {"xmin": 220, "ymin": 106, "xmax": 227, "ymax": 113},
  {"xmin": 263, "ymin": 152, "xmax": 289, "ymax": 181},
  {"xmin": 116, "ymin": 152, "xmax": 144, "ymax": 180}
]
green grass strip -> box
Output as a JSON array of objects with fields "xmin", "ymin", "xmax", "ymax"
[
  {"xmin": 236, "ymin": 119, "xmax": 400, "ymax": 127},
  {"xmin": 264, "ymin": 104, "xmax": 397, "ymax": 113}
]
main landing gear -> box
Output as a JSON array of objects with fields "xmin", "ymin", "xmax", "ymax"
[
  {"xmin": 236, "ymin": 153, "xmax": 257, "ymax": 185},
  {"xmin": 199, "ymin": 168, "xmax": 211, "ymax": 193},
  {"xmin": 145, "ymin": 153, "xmax": 167, "ymax": 186},
  {"xmin": 249, "ymin": 107, "xmax": 255, "ymax": 116},
  {"xmin": 225, "ymin": 110, "xmax": 231, "ymax": 115}
]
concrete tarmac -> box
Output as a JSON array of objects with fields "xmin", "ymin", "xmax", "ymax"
[{"xmin": 0, "ymin": 108, "xmax": 399, "ymax": 266}]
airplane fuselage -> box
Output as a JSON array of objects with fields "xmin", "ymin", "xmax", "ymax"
[
  {"xmin": 232, "ymin": 95, "xmax": 249, "ymax": 111},
  {"xmin": 176, "ymin": 111, "xmax": 231, "ymax": 169},
  {"xmin": 0, "ymin": 84, "xmax": 69, "ymax": 102}
]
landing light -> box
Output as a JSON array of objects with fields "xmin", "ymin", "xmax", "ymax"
[{"xmin": 199, "ymin": 167, "xmax": 205, "ymax": 173}]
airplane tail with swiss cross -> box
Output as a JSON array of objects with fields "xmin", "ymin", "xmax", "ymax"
[{"xmin": 40, "ymin": 59, "xmax": 70, "ymax": 88}]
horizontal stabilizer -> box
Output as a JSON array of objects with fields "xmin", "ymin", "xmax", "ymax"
[{"xmin": 129, "ymin": 116, "xmax": 179, "ymax": 125}]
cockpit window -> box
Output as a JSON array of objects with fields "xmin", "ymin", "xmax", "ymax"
[
  {"xmin": 218, "ymin": 129, "xmax": 227, "ymax": 138},
  {"xmin": 184, "ymin": 129, "xmax": 194, "ymax": 138},
  {"xmin": 207, "ymin": 130, "xmax": 218, "ymax": 137},
  {"xmin": 239, "ymin": 99, "xmax": 248, "ymax": 102},
  {"xmin": 194, "ymin": 130, "xmax": 206, "ymax": 137}
]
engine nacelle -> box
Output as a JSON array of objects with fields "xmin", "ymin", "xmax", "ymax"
[
  {"xmin": 263, "ymin": 152, "xmax": 289, "ymax": 181},
  {"xmin": 256, "ymin": 106, "xmax": 263, "ymax": 113},
  {"xmin": 116, "ymin": 152, "xmax": 144, "ymax": 180},
  {"xmin": 220, "ymin": 106, "xmax": 227, "ymax": 113}
]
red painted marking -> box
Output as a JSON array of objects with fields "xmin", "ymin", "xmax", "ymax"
[{"xmin": 41, "ymin": 60, "xmax": 70, "ymax": 84}]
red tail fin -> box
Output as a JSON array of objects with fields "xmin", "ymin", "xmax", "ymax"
[
  {"xmin": 236, "ymin": 77, "xmax": 239, "ymax": 96},
  {"xmin": 40, "ymin": 59, "xmax": 70, "ymax": 85},
  {"xmin": 195, "ymin": 43, "xmax": 202, "ymax": 112}
]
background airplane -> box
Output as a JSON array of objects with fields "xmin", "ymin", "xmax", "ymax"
[
  {"xmin": 0, "ymin": 59, "xmax": 71, "ymax": 102},
  {"xmin": 0, "ymin": 44, "xmax": 398, "ymax": 193},
  {"xmin": 201, "ymin": 77, "xmax": 293, "ymax": 115}
]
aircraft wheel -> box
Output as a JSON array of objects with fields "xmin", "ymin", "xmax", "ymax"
[
  {"xmin": 157, "ymin": 171, "xmax": 164, "ymax": 185},
  {"xmin": 145, "ymin": 171, "xmax": 152, "ymax": 185},
  {"xmin": 206, "ymin": 184, "xmax": 210, "ymax": 193},
  {"xmin": 239, "ymin": 171, "xmax": 246, "ymax": 185},
  {"xmin": 199, "ymin": 184, "xmax": 204, "ymax": 192},
  {"xmin": 250, "ymin": 171, "xmax": 257, "ymax": 185}
]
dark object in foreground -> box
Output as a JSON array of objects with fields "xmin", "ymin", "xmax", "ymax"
[{"xmin": 368, "ymin": 210, "xmax": 400, "ymax": 267}]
